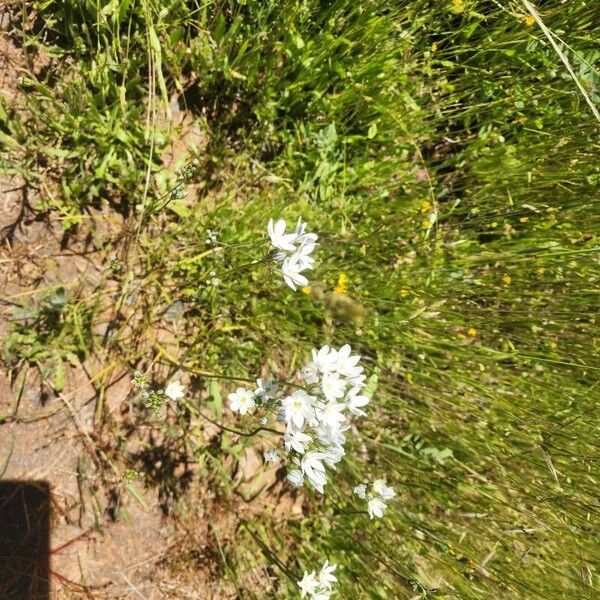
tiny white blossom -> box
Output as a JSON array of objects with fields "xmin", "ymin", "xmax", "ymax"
[
  {"xmin": 287, "ymin": 469, "xmax": 305, "ymax": 488},
  {"xmin": 268, "ymin": 217, "xmax": 317, "ymax": 291},
  {"xmin": 318, "ymin": 561, "xmax": 337, "ymax": 589},
  {"xmin": 314, "ymin": 422, "xmax": 347, "ymax": 447},
  {"xmin": 294, "ymin": 217, "xmax": 318, "ymax": 244},
  {"xmin": 284, "ymin": 429, "xmax": 312, "ymax": 454},
  {"xmin": 301, "ymin": 452, "xmax": 328, "ymax": 493},
  {"xmin": 321, "ymin": 372, "xmax": 346, "ymax": 402},
  {"xmin": 354, "ymin": 484, "xmax": 367, "ymax": 499},
  {"xmin": 316, "ymin": 401, "xmax": 346, "ymax": 430},
  {"xmin": 322, "ymin": 444, "xmax": 345, "ymax": 469},
  {"xmin": 255, "ymin": 378, "xmax": 278, "ymax": 401},
  {"xmin": 281, "ymin": 255, "xmax": 310, "ymax": 291},
  {"xmin": 297, "ymin": 570, "xmax": 319, "ymax": 598},
  {"xmin": 228, "ymin": 387, "xmax": 256, "ymax": 415},
  {"xmin": 282, "ymin": 390, "xmax": 316, "ymax": 429},
  {"xmin": 334, "ymin": 344, "xmax": 363, "ymax": 378},
  {"xmin": 292, "ymin": 242, "xmax": 317, "ymax": 271},
  {"xmin": 346, "ymin": 386, "xmax": 370, "ymax": 417},
  {"xmin": 268, "ymin": 218, "xmax": 297, "ymax": 252},
  {"xmin": 348, "ymin": 374, "xmax": 367, "ymax": 390},
  {"xmin": 312, "ymin": 345, "xmax": 338, "ymax": 373},
  {"xmin": 164, "ymin": 379, "xmax": 185, "ymax": 401},
  {"xmin": 301, "ymin": 361, "xmax": 320, "ymax": 385},
  {"xmin": 367, "ymin": 496, "xmax": 387, "ymax": 519},
  {"xmin": 373, "ymin": 479, "xmax": 396, "ymax": 500},
  {"xmin": 264, "ymin": 449, "xmax": 279, "ymax": 464}
]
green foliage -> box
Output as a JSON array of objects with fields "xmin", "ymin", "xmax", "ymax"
[
  {"xmin": 3, "ymin": 287, "xmax": 94, "ymax": 392},
  {"xmin": 1, "ymin": 0, "xmax": 600, "ymax": 598}
]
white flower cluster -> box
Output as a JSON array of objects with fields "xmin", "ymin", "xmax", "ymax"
[
  {"xmin": 282, "ymin": 344, "xmax": 369, "ymax": 493},
  {"xmin": 268, "ymin": 218, "xmax": 317, "ymax": 290},
  {"xmin": 354, "ymin": 479, "xmax": 396, "ymax": 519},
  {"xmin": 298, "ymin": 561, "xmax": 337, "ymax": 599},
  {"xmin": 132, "ymin": 372, "xmax": 185, "ymax": 417},
  {"xmin": 226, "ymin": 345, "xmax": 369, "ymax": 494},
  {"xmin": 228, "ymin": 378, "xmax": 278, "ymax": 416}
]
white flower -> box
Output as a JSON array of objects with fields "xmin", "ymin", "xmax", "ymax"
[
  {"xmin": 228, "ymin": 387, "xmax": 256, "ymax": 415},
  {"xmin": 292, "ymin": 242, "xmax": 317, "ymax": 271},
  {"xmin": 334, "ymin": 344, "xmax": 363, "ymax": 378},
  {"xmin": 348, "ymin": 373, "xmax": 367, "ymax": 390},
  {"xmin": 316, "ymin": 401, "xmax": 346, "ymax": 430},
  {"xmin": 354, "ymin": 484, "xmax": 367, "ymax": 499},
  {"xmin": 294, "ymin": 217, "xmax": 318, "ymax": 245},
  {"xmin": 264, "ymin": 449, "xmax": 279, "ymax": 464},
  {"xmin": 373, "ymin": 479, "xmax": 396, "ymax": 500},
  {"xmin": 346, "ymin": 386, "xmax": 369, "ymax": 417},
  {"xmin": 322, "ymin": 444, "xmax": 345, "ymax": 469},
  {"xmin": 255, "ymin": 378, "xmax": 278, "ymax": 401},
  {"xmin": 282, "ymin": 390, "xmax": 316, "ymax": 429},
  {"xmin": 318, "ymin": 561, "xmax": 337, "ymax": 589},
  {"xmin": 268, "ymin": 218, "xmax": 297, "ymax": 252},
  {"xmin": 284, "ymin": 429, "xmax": 312, "ymax": 454},
  {"xmin": 301, "ymin": 361, "xmax": 320, "ymax": 385},
  {"xmin": 311, "ymin": 345, "xmax": 338, "ymax": 373},
  {"xmin": 321, "ymin": 372, "xmax": 346, "ymax": 402},
  {"xmin": 287, "ymin": 469, "xmax": 304, "ymax": 488},
  {"xmin": 314, "ymin": 422, "xmax": 347, "ymax": 447},
  {"xmin": 367, "ymin": 496, "xmax": 387, "ymax": 519},
  {"xmin": 281, "ymin": 255, "xmax": 310, "ymax": 291},
  {"xmin": 298, "ymin": 570, "xmax": 320, "ymax": 598},
  {"xmin": 268, "ymin": 217, "xmax": 317, "ymax": 291},
  {"xmin": 301, "ymin": 452, "xmax": 328, "ymax": 493},
  {"xmin": 164, "ymin": 379, "xmax": 185, "ymax": 401}
]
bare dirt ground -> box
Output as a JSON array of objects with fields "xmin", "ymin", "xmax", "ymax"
[
  {"xmin": 0, "ymin": 20, "xmax": 189, "ymax": 597},
  {"xmin": 1, "ymin": 22, "xmax": 302, "ymax": 598},
  {"xmin": 0, "ymin": 170, "xmax": 179, "ymax": 598}
]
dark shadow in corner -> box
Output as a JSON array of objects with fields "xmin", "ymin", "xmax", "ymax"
[{"xmin": 0, "ymin": 480, "xmax": 50, "ymax": 600}]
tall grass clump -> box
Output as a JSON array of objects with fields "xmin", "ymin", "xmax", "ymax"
[{"xmin": 1, "ymin": 0, "xmax": 600, "ymax": 598}]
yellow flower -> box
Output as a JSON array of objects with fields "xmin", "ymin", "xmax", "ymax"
[
  {"xmin": 301, "ymin": 286, "xmax": 312, "ymax": 295},
  {"xmin": 519, "ymin": 216, "xmax": 529, "ymax": 223},
  {"xmin": 501, "ymin": 274, "xmax": 511, "ymax": 285},
  {"xmin": 467, "ymin": 327, "xmax": 477, "ymax": 337},
  {"xmin": 420, "ymin": 200, "xmax": 432, "ymax": 214},
  {"xmin": 450, "ymin": 0, "xmax": 465, "ymax": 14},
  {"xmin": 334, "ymin": 272, "xmax": 348, "ymax": 294},
  {"xmin": 400, "ymin": 289, "xmax": 410, "ymax": 298},
  {"xmin": 431, "ymin": 42, "xmax": 438, "ymax": 52},
  {"xmin": 523, "ymin": 15, "xmax": 535, "ymax": 27}
]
